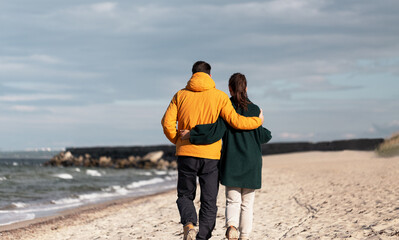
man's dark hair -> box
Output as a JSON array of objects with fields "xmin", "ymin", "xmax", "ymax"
[{"xmin": 192, "ymin": 61, "xmax": 211, "ymax": 75}]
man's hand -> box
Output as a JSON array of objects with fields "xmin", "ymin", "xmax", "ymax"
[
  {"xmin": 259, "ymin": 109, "xmax": 264, "ymax": 125},
  {"xmin": 179, "ymin": 130, "xmax": 190, "ymax": 140}
]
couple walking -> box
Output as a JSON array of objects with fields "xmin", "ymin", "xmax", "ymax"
[{"xmin": 161, "ymin": 61, "xmax": 272, "ymax": 240}]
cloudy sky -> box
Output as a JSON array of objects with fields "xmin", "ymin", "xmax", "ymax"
[{"xmin": 1, "ymin": 0, "xmax": 398, "ymax": 150}]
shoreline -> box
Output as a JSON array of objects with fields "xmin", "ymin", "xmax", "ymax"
[
  {"xmin": 0, "ymin": 188, "xmax": 176, "ymax": 234},
  {"xmin": 0, "ymin": 160, "xmax": 177, "ymax": 230},
  {"xmin": 2, "ymin": 150, "xmax": 399, "ymax": 239}
]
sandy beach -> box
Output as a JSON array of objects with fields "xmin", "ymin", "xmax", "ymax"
[{"xmin": 1, "ymin": 150, "xmax": 399, "ymax": 239}]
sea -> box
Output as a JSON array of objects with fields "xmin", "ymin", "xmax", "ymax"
[{"xmin": 0, "ymin": 155, "xmax": 177, "ymax": 227}]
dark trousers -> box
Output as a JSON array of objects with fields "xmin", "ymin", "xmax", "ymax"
[{"xmin": 177, "ymin": 156, "xmax": 220, "ymax": 240}]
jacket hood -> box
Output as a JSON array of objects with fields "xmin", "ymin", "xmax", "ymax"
[{"xmin": 185, "ymin": 72, "xmax": 215, "ymax": 92}]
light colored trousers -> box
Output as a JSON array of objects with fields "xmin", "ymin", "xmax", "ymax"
[{"xmin": 225, "ymin": 186, "xmax": 256, "ymax": 239}]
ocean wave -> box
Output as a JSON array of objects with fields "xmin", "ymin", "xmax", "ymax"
[
  {"xmin": 169, "ymin": 170, "xmax": 178, "ymax": 175},
  {"xmin": 126, "ymin": 177, "xmax": 165, "ymax": 189},
  {"xmin": 136, "ymin": 171, "xmax": 152, "ymax": 176},
  {"xmin": 111, "ymin": 186, "xmax": 129, "ymax": 195},
  {"xmin": 53, "ymin": 173, "xmax": 73, "ymax": 179},
  {"xmin": 51, "ymin": 197, "xmax": 81, "ymax": 205},
  {"xmin": 12, "ymin": 202, "xmax": 27, "ymax": 208},
  {"xmin": 86, "ymin": 169, "xmax": 102, "ymax": 177},
  {"xmin": 78, "ymin": 191, "xmax": 116, "ymax": 201},
  {"xmin": 102, "ymin": 185, "xmax": 129, "ymax": 195},
  {"xmin": 54, "ymin": 190, "xmax": 123, "ymax": 205},
  {"xmin": 0, "ymin": 159, "xmax": 182, "ymax": 229},
  {"xmin": 0, "ymin": 213, "xmax": 35, "ymax": 226},
  {"xmin": 4, "ymin": 201, "xmax": 84, "ymax": 214},
  {"xmin": 52, "ymin": 177, "xmax": 169, "ymax": 206},
  {"xmin": 153, "ymin": 170, "xmax": 167, "ymax": 175},
  {"xmin": 0, "ymin": 202, "xmax": 29, "ymax": 210}
]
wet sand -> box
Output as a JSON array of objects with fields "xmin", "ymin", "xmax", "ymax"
[{"xmin": 1, "ymin": 151, "xmax": 399, "ymax": 239}]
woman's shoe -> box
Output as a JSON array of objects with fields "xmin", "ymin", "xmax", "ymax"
[{"xmin": 225, "ymin": 225, "xmax": 239, "ymax": 240}]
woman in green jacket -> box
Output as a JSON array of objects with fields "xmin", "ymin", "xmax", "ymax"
[{"xmin": 181, "ymin": 73, "xmax": 272, "ymax": 240}]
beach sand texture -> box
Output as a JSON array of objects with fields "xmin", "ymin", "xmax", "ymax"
[{"xmin": 2, "ymin": 151, "xmax": 399, "ymax": 239}]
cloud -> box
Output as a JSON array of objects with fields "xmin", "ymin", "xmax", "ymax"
[
  {"xmin": 65, "ymin": 2, "xmax": 118, "ymax": 16},
  {"xmin": 1, "ymin": 0, "xmax": 398, "ymax": 149},
  {"xmin": 0, "ymin": 94, "xmax": 74, "ymax": 102},
  {"xmin": 221, "ymin": 0, "xmax": 328, "ymax": 20},
  {"xmin": 0, "ymin": 63, "xmax": 28, "ymax": 72},
  {"xmin": 0, "ymin": 54, "xmax": 102, "ymax": 80},
  {"xmin": 2, "ymin": 82, "xmax": 76, "ymax": 93},
  {"xmin": 260, "ymin": 75, "xmax": 362, "ymax": 100},
  {"xmin": 0, "ymin": 54, "xmax": 61, "ymax": 64},
  {"xmin": 29, "ymin": 54, "xmax": 62, "ymax": 64},
  {"xmin": 113, "ymin": 99, "xmax": 167, "ymax": 107},
  {"xmin": 91, "ymin": 2, "xmax": 117, "ymax": 13},
  {"xmin": 9, "ymin": 105, "xmax": 39, "ymax": 112}
]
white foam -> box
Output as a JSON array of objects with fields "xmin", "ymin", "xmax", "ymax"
[
  {"xmin": 53, "ymin": 173, "xmax": 73, "ymax": 179},
  {"xmin": 0, "ymin": 177, "xmax": 6, "ymax": 181},
  {"xmin": 75, "ymin": 168, "xmax": 81, "ymax": 172},
  {"xmin": 13, "ymin": 162, "xmax": 18, "ymax": 166},
  {"xmin": 54, "ymin": 187, "xmax": 129, "ymax": 207},
  {"xmin": 51, "ymin": 198, "xmax": 80, "ymax": 205},
  {"xmin": 12, "ymin": 202, "xmax": 27, "ymax": 208},
  {"xmin": 154, "ymin": 170, "xmax": 167, "ymax": 175},
  {"xmin": 126, "ymin": 177, "xmax": 164, "ymax": 189},
  {"xmin": 78, "ymin": 192, "xmax": 115, "ymax": 201},
  {"xmin": 136, "ymin": 171, "xmax": 152, "ymax": 176},
  {"xmin": 86, "ymin": 169, "xmax": 102, "ymax": 177},
  {"xmin": 110, "ymin": 186, "xmax": 129, "ymax": 195}
]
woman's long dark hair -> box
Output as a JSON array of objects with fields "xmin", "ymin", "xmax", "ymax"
[{"xmin": 229, "ymin": 73, "xmax": 250, "ymax": 111}]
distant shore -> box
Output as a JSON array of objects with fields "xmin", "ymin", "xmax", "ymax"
[
  {"xmin": 41, "ymin": 138, "xmax": 384, "ymax": 169},
  {"xmin": 64, "ymin": 138, "xmax": 384, "ymax": 160},
  {"xmin": 2, "ymin": 150, "xmax": 399, "ymax": 240}
]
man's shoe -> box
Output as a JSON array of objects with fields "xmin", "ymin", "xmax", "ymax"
[
  {"xmin": 183, "ymin": 222, "xmax": 196, "ymax": 240},
  {"xmin": 225, "ymin": 225, "xmax": 239, "ymax": 240}
]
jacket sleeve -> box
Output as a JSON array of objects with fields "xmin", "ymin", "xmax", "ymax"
[
  {"xmin": 189, "ymin": 117, "xmax": 227, "ymax": 145},
  {"xmin": 219, "ymin": 96, "xmax": 262, "ymax": 130},
  {"xmin": 161, "ymin": 94, "xmax": 179, "ymax": 144},
  {"xmin": 257, "ymin": 126, "xmax": 272, "ymax": 144}
]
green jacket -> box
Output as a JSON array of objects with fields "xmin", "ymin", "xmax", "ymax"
[{"xmin": 190, "ymin": 98, "xmax": 272, "ymax": 189}]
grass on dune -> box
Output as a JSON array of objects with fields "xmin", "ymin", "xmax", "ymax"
[{"xmin": 376, "ymin": 132, "xmax": 399, "ymax": 157}]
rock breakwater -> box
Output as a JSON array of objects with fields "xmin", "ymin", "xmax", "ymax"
[
  {"xmin": 44, "ymin": 150, "xmax": 177, "ymax": 170},
  {"xmin": 44, "ymin": 139, "xmax": 384, "ymax": 169}
]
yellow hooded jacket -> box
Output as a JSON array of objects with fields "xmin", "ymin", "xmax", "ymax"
[{"xmin": 161, "ymin": 72, "xmax": 262, "ymax": 160}]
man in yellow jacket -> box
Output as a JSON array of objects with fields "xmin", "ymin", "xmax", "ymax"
[{"xmin": 161, "ymin": 61, "xmax": 263, "ymax": 240}]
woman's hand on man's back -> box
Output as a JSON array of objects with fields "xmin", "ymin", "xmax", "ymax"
[
  {"xmin": 259, "ymin": 109, "xmax": 264, "ymax": 125},
  {"xmin": 180, "ymin": 130, "xmax": 190, "ymax": 140}
]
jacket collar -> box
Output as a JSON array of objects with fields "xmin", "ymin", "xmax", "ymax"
[{"xmin": 185, "ymin": 72, "xmax": 215, "ymax": 92}]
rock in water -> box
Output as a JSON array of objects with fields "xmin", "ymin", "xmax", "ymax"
[
  {"xmin": 99, "ymin": 156, "xmax": 112, "ymax": 167},
  {"xmin": 63, "ymin": 151, "xmax": 73, "ymax": 160},
  {"xmin": 142, "ymin": 151, "xmax": 164, "ymax": 163}
]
